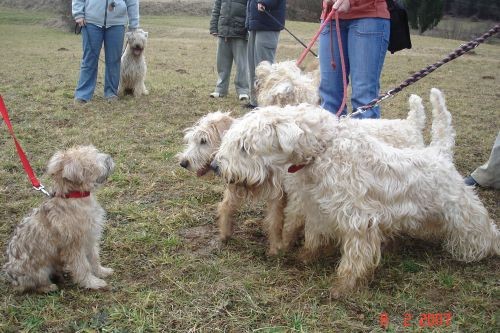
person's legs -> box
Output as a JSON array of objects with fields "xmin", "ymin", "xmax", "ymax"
[
  {"xmin": 75, "ymin": 23, "xmax": 104, "ymax": 101},
  {"xmin": 247, "ymin": 30, "xmax": 257, "ymax": 106},
  {"xmin": 232, "ymin": 38, "xmax": 249, "ymax": 96},
  {"xmin": 249, "ymin": 30, "xmax": 280, "ymax": 106},
  {"xmin": 348, "ymin": 18, "xmax": 389, "ymax": 119},
  {"xmin": 214, "ymin": 37, "xmax": 234, "ymax": 96},
  {"xmin": 469, "ymin": 132, "xmax": 500, "ymax": 189},
  {"xmin": 319, "ymin": 19, "xmax": 349, "ymax": 116},
  {"xmin": 103, "ymin": 25, "xmax": 125, "ymax": 99}
]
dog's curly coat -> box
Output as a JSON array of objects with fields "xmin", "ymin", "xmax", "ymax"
[
  {"xmin": 212, "ymin": 89, "xmax": 499, "ymax": 296},
  {"xmin": 179, "ymin": 93, "xmax": 433, "ymax": 255},
  {"xmin": 3, "ymin": 145, "xmax": 115, "ymax": 293}
]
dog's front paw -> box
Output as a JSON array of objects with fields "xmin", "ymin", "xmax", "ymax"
[
  {"xmin": 143, "ymin": 89, "xmax": 149, "ymax": 96},
  {"xmin": 96, "ymin": 266, "xmax": 114, "ymax": 278},
  {"xmin": 83, "ymin": 276, "xmax": 108, "ymax": 290}
]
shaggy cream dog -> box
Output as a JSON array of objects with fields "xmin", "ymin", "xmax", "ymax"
[
  {"xmin": 118, "ymin": 29, "xmax": 149, "ymax": 97},
  {"xmin": 212, "ymin": 89, "xmax": 499, "ymax": 297},
  {"xmin": 179, "ymin": 94, "xmax": 429, "ymax": 255},
  {"xmin": 3, "ymin": 146, "xmax": 115, "ymax": 293},
  {"xmin": 255, "ymin": 60, "xmax": 320, "ymax": 107}
]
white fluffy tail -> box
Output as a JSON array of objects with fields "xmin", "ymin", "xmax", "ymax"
[
  {"xmin": 407, "ymin": 94, "xmax": 426, "ymax": 132},
  {"xmin": 429, "ymin": 88, "xmax": 455, "ymax": 160}
]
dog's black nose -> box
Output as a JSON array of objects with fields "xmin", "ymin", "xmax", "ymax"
[
  {"xmin": 210, "ymin": 161, "xmax": 220, "ymax": 175},
  {"xmin": 180, "ymin": 160, "xmax": 189, "ymax": 169}
]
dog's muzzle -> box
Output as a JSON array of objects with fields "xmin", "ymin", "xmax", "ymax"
[{"xmin": 210, "ymin": 161, "xmax": 220, "ymax": 176}]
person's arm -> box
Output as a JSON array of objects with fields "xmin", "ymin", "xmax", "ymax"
[
  {"xmin": 210, "ymin": 0, "xmax": 222, "ymax": 35},
  {"xmin": 72, "ymin": 0, "xmax": 85, "ymax": 20},
  {"xmin": 125, "ymin": 0, "xmax": 140, "ymax": 30}
]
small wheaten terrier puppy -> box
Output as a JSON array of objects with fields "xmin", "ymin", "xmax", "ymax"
[
  {"xmin": 179, "ymin": 94, "xmax": 430, "ymax": 255},
  {"xmin": 255, "ymin": 60, "xmax": 320, "ymax": 107},
  {"xmin": 3, "ymin": 145, "xmax": 115, "ymax": 293},
  {"xmin": 118, "ymin": 29, "xmax": 149, "ymax": 97},
  {"xmin": 211, "ymin": 89, "xmax": 499, "ymax": 297}
]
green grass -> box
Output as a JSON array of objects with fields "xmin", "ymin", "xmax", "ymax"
[{"xmin": 1, "ymin": 6, "xmax": 499, "ymax": 332}]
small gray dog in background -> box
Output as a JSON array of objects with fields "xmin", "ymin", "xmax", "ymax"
[
  {"xmin": 118, "ymin": 29, "xmax": 149, "ymax": 97},
  {"xmin": 3, "ymin": 145, "xmax": 115, "ymax": 293}
]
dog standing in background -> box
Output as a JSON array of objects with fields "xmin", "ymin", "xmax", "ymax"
[
  {"xmin": 3, "ymin": 146, "xmax": 115, "ymax": 293},
  {"xmin": 118, "ymin": 29, "xmax": 149, "ymax": 97}
]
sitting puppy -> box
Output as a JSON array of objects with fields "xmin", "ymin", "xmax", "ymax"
[
  {"xmin": 3, "ymin": 145, "xmax": 115, "ymax": 293},
  {"xmin": 255, "ymin": 60, "xmax": 320, "ymax": 107},
  {"xmin": 118, "ymin": 29, "xmax": 149, "ymax": 97},
  {"xmin": 211, "ymin": 89, "xmax": 499, "ymax": 297}
]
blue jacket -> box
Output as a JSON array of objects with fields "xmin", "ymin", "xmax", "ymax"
[
  {"xmin": 72, "ymin": 0, "xmax": 139, "ymax": 29},
  {"xmin": 246, "ymin": 0, "xmax": 286, "ymax": 31}
]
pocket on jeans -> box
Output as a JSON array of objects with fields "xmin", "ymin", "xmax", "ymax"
[{"xmin": 319, "ymin": 20, "xmax": 331, "ymax": 35}]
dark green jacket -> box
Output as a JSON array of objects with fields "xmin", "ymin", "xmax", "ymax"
[{"xmin": 210, "ymin": 0, "xmax": 248, "ymax": 39}]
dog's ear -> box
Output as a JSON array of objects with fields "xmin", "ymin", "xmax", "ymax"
[
  {"xmin": 274, "ymin": 121, "xmax": 303, "ymax": 154},
  {"xmin": 61, "ymin": 159, "xmax": 85, "ymax": 184},
  {"xmin": 46, "ymin": 151, "xmax": 65, "ymax": 177},
  {"xmin": 125, "ymin": 31, "xmax": 133, "ymax": 39},
  {"xmin": 213, "ymin": 115, "xmax": 234, "ymax": 139}
]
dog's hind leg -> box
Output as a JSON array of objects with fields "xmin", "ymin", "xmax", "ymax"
[
  {"xmin": 264, "ymin": 195, "xmax": 286, "ymax": 256},
  {"xmin": 217, "ymin": 185, "xmax": 243, "ymax": 242},
  {"xmin": 442, "ymin": 187, "xmax": 499, "ymax": 261},
  {"xmin": 407, "ymin": 94, "xmax": 426, "ymax": 133}
]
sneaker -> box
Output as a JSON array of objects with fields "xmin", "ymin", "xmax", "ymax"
[
  {"xmin": 238, "ymin": 94, "xmax": 249, "ymax": 101},
  {"xmin": 210, "ymin": 92, "xmax": 225, "ymax": 98},
  {"xmin": 464, "ymin": 176, "xmax": 478, "ymax": 187}
]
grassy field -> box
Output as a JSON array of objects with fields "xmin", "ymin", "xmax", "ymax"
[{"xmin": 0, "ymin": 7, "xmax": 499, "ymax": 333}]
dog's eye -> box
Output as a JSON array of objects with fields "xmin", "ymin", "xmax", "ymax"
[{"xmin": 200, "ymin": 138, "xmax": 207, "ymax": 145}]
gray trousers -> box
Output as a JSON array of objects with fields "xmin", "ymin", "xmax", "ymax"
[
  {"xmin": 247, "ymin": 30, "xmax": 280, "ymax": 105},
  {"xmin": 471, "ymin": 131, "xmax": 500, "ymax": 189},
  {"xmin": 214, "ymin": 37, "xmax": 249, "ymax": 96}
]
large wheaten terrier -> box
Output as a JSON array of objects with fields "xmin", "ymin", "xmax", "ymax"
[
  {"xmin": 3, "ymin": 146, "xmax": 115, "ymax": 293},
  {"xmin": 118, "ymin": 29, "xmax": 149, "ymax": 97},
  {"xmin": 179, "ymin": 94, "xmax": 431, "ymax": 255},
  {"xmin": 212, "ymin": 89, "xmax": 499, "ymax": 296},
  {"xmin": 255, "ymin": 60, "xmax": 320, "ymax": 107}
]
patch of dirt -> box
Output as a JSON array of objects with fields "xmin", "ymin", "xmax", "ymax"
[{"xmin": 177, "ymin": 224, "xmax": 221, "ymax": 257}]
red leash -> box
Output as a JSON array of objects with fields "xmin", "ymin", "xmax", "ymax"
[
  {"xmin": 0, "ymin": 95, "xmax": 50, "ymax": 196},
  {"xmin": 297, "ymin": 9, "xmax": 347, "ymax": 117}
]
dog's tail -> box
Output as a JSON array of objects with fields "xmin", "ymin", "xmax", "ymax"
[
  {"xmin": 407, "ymin": 94, "xmax": 426, "ymax": 132},
  {"xmin": 429, "ymin": 88, "xmax": 455, "ymax": 160}
]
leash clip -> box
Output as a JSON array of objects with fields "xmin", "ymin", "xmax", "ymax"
[{"xmin": 33, "ymin": 184, "xmax": 51, "ymax": 197}]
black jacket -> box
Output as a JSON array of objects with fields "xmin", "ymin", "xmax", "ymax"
[
  {"xmin": 246, "ymin": 0, "xmax": 286, "ymax": 31},
  {"xmin": 210, "ymin": 0, "xmax": 248, "ymax": 38}
]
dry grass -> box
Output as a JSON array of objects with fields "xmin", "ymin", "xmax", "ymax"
[{"xmin": 0, "ymin": 7, "xmax": 499, "ymax": 333}]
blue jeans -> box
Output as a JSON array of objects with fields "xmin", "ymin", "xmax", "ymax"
[
  {"xmin": 319, "ymin": 18, "xmax": 390, "ymax": 119},
  {"xmin": 75, "ymin": 23, "xmax": 125, "ymax": 101}
]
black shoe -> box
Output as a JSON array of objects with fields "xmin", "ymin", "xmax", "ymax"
[
  {"xmin": 464, "ymin": 176, "xmax": 478, "ymax": 187},
  {"xmin": 244, "ymin": 103, "xmax": 257, "ymax": 109}
]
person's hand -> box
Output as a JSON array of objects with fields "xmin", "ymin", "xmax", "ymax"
[
  {"xmin": 332, "ymin": 0, "xmax": 351, "ymax": 13},
  {"xmin": 75, "ymin": 17, "xmax": 86, "ymax": 27},
  {"xmin": 334, "ymin": 0, "xmax": 351, "ymax": 13},
  {"xmin": 257, "ymin": 3, "xmax": 266, "ymax": 12}
]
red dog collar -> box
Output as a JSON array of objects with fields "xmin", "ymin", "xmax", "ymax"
[{"xmin": 61, "ymin": 191, "xmax": 91, "ymax": 199}]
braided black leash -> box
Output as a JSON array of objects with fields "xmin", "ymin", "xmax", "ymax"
[{"xmin": 350, "ymin": 24, "xmax": 500, "ymax": 118}]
